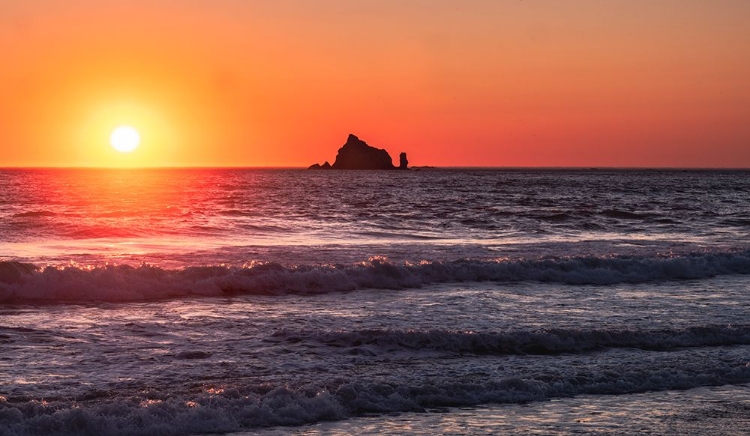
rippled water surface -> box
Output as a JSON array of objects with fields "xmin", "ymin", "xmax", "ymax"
[
  {"xmin": 1, "ymin": 169, "xmax": 750, "ymax": 435},
  {"xmin": 2, "ymin": 168, "xmax": 749, "ymax": 263}
]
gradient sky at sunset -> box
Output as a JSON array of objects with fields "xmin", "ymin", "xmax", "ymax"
[{"xmin": 1, "ymin": 0, "xmax": 749, "ymax": 168}]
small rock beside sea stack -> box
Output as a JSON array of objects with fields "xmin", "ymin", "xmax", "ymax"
[{"xmin": 308, "ymin": 134, "xmax": 408, "ymax": 170}]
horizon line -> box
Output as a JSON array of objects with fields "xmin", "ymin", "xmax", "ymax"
[{"xmin": 1, "ymin": 165, "xmax": 750, "ymax": 171}]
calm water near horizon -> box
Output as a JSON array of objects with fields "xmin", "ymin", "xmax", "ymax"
[{"xmin": 2, "ymin": 168, "xmax": 750, "ymax": 435}]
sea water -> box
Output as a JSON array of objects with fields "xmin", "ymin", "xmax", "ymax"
[{"xmin": 1, "ymin": 168, "xmax": 750, "ymax": 435}]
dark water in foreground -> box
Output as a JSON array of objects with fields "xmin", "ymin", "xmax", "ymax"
[{"xmin": 1, "ymin": 169, "xmax": 750, "ymax": 435}]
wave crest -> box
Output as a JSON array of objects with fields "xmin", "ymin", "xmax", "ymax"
[
  {"xmin": 267, "ymin": 325, "xmax": 750, "ymax": 356},
  {"xmin": 2, "ymin": 250, "xmax": 750, "ymax": 302},
  {"xmin": 2, "ymin": 353, "xmax": 750, "ymax": 435}
]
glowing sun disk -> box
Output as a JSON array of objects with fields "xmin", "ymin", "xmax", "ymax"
[{"xmin": 110, "ymin": 126, "xmax": 141, "ymax": 152}]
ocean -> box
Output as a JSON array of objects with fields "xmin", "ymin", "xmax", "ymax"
[{"xmin": 1, "ymin": 168, "xmax": 750, "ymax": 435}]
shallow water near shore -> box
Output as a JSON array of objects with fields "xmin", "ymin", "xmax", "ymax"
[{"xmin": 246, "ymin": 384, "xmax": 750, "ymax": 435}]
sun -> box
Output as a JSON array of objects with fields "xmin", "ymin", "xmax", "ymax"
[{"xmin": 110, "ymin": 126, "xmax": 141, "ymax": 153}]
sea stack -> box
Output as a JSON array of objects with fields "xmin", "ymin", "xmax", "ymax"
[
  {"xmin": 399, "ymin": 152, "xmax": 409, "ymax": 170},
  {"xmin": 308, "ymin": 134, "xmax": 408, "ymax": 170}
]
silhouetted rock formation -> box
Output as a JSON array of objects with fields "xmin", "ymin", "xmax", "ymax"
[
  {"xmin": 399, "ymin": 152, "xmax": 408, "ymax": 170},
  {"xmin": 332, "ymin": 134, "xmax": 394, "ymax": 169},
  {"xmin": 309, "ymin": 134, "xmax": 408, "ymax": 170},
  {"xmin": 308, "ymin": 161, "xmax": 331, "ymax": 170}
]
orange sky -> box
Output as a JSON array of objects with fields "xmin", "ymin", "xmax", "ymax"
[{"xmin": 1, "ymin": 0, "xmax": 749, "ymax": 167}]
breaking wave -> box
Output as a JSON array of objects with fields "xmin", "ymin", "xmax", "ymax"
[
  {"xmin": 2, "ymin": 249, "xmax": 750, "ymax": 302},
  {"xmin": 2, "ymin": 348, "xmax": 750, "ymax": 436}
]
